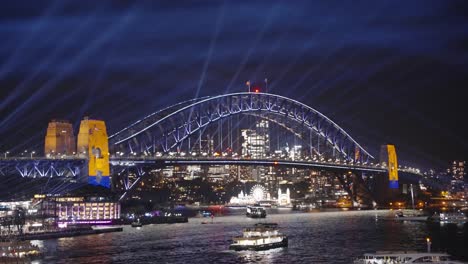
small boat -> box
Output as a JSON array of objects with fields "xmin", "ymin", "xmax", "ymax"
[
  {"xmin": 229, "ymin": 223, "xmax": 288, "ymax": 251},
  {"xmin": 0, "ymin": 240, "xmax": 42, "ymax": 262},
  {"xmin": 246, "ymin": 206, "xmax": 266, "ymax": 218},
  {"xmin": 131, "ymin": 219, "xmax": 143, "ymax": 227},
  {"xmin": 354, "ymin": 251, "xmax": 465, "ymax": 263},
  {"xmin": 394, "ymin": 210, "xmax": 429, "ymax": 221}
]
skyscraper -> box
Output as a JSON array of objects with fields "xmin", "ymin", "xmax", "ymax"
[{"xmin": 241, "ymin": 120, "xmax": 269, "ymax": 158}]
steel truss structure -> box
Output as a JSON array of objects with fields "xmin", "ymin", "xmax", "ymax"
[
  {"xmin": 109, "ymin": 92, "xmax": 373, "ymax": 162},
  {"xmin": 0, "ymin": 158, "xmax": 85, "ymax": 178}
]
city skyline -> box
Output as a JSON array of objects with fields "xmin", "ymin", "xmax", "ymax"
[
  {"xmin": 1, "ymin": 3, "xmax": 468, "ymax": 262},
  {"xmin": 1, "ymin": 1, "xmax": 468, "ymax": 169}
]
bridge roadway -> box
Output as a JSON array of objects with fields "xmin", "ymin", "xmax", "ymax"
[
  {"xmin": 110, "ymin": 156, "xmax": 387, "ymax": 174},
  {"xmin": 0, "ymin": 155, "xmax": 427, "ymax": 205},
  {"xmin": 0, "ymin": 156, "xmax": 424, "ymax": 178}
]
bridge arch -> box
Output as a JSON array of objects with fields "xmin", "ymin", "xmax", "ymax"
[{"xmin": 109, "ymin": 92, "xmax": 373, "ymax": 162}]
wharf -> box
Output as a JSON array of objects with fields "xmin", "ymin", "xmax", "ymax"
[{"xmin": 1, "ymin": 227, "xmax": 123, "ymax": 242}]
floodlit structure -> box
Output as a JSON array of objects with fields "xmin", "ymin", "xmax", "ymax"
[
  {"xmin": 44, "ymin": 120, "xmax": 76, "ymax": 156},
  {"xmin": 229, "ymin": 185, "xmax": 270, "ymax": 205},
  {"xmin": 37, "ymin": 196, "xmax": 120, "ymax": 225},
  {"xmin": 380, "ymin": 144, "xmax": 399, "ymax": 189},
  {"xmin": 77, "ymin": 118, "xmax": 110, "ymax": 188},
  {"xmin": 277, "ymin": 187, "xmax": 291, "ymax": 206}
]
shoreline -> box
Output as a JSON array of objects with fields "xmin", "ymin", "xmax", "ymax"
[{"xmin": 1, "ymin": 227, "xmax": 123, "ymax": 242}]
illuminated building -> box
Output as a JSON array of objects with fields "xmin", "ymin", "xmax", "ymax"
[
  {"xmin": 191, "ymin": 137, "xmax": 214, "ymax": 155},
  {"xmin": 229, "ymin": 185, "xmax": 270, "ymax": 205},
  {"xmin": 44, "ymin": 120, "xmax": 76, "ymax": 156},
  {"xmin": 451, "ymin": 161, "xmax": 465, "ymax": 181},
  {"xmin": 241, "ymin": 120, "xmax": 270, "ymax": 159},
  {"xmin": 207, "ymin": 165, "xmax": 229, "ymax": 182},
  {"xmin": 288, "ymin": 145, "xmax": 302, "ymax": 161},
  {"xmin": 229, "ymin": 185, "xmax": 293, "ymax": 206},
  {"xmin": 0, "ymin": 201, "xmax": 31, "ymax": 219},
  {"xmin": 36, "ymin": 196, "xmax": 120, "ymax": 224},
  {"xmin": 450, "ymin": 160, "xmax": 466, "ymax": 193},
  {"xmin": 241, "ymin": 120, "xmax": 270, "ymax": 182},
  {"xmin": 277, "ymin": 187, "xmax": 291, "ymax": 206}
]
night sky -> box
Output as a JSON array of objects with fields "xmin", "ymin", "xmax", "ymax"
[{"xmin": 0, "ymin": 1, "xmax": 467, "ymax": 169}]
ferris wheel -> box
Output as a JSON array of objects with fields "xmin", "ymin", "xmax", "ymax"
[{"xmin": 250, "ymin": 184, "xmax": 267, "ymax": 201}]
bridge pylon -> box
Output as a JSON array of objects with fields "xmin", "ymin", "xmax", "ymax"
[
  {"xmin": 379, "ymin": 144, "xmax": 399, "ymax": 188},
  {"xmin": 77, "ymin": 117, "xmax": 110, "ymax": 188},
  {"xmin": 376, "ymin": 144, "xmax": 399, "ymax": 203}
]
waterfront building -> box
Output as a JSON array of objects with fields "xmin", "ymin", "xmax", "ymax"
[
  {"xmin": 229, "ymin": 185, "xmax": 293, "ymax": 206},
  {"xmin": 35, "ymin": 195, "xmax": 120, "ymax": 224},
  {"xmin": 229, "ymin": 185, "xmax": 270, "ymax": 205},
  {"xmin": 277, "ymin": 187, "xmax": 291, "ymax": 206}
]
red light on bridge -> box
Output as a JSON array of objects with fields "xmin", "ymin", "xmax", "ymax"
[
  {"xmin": 274, "ymin": 161, "xmax": 278, "ymax": 165},
  {"xmin": 254, "ymin": 88, "xmax": 260, "ymax": 93}
]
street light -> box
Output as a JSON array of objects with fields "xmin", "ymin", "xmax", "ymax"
[
  {"xmin": 4, "ymin": 151, "xmax": 9, "ymax": 158},
  {"xmin": 31, "ymin": 151, "xmax": 36, "ymax": 158}
]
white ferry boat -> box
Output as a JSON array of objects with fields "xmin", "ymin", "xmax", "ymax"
[
  {"xmin": 354, "ymin": 251, "xmax": 465, "ymax": 263},
  {"xmin": 246, "ymin": 206, "xmax": 266, "ymax": 218},
  {"xmin": 229, "ymin": 223, "xmax": 288, "ymax": 251},
  {"xmin": 0, "ymin": 240, "xmax": 42, "ymax": 262}
]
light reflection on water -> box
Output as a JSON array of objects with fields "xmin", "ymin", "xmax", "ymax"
[{"xmin": 34, "ymin": 210, "xmax": 446, "ymax": 263}]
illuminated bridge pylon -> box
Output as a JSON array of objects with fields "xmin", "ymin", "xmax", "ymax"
[{"xmin": 109, "ymin": 92, "xmax": 374, "ymax": 163}]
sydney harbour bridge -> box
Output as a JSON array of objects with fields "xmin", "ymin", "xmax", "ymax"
[{"xmin": 0, "ymin": 92, "xmax": 423, "ymax": 206}]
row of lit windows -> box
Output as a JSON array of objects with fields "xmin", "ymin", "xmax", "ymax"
[
  {"xmin": 70, "ymin": 203, "xmax": 114, "ymax": 207},
  {"xmin": 56, "ymin": 203, "xmax": 120, "ymax": 220},
  {"xmin": 56, "ymin": 197, "xmax": 85, "ymax": 202}
]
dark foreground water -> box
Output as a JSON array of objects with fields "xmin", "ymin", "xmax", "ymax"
[{"xmin": 31, "ymin": 210, "xmax": 468, "ymax": 264}]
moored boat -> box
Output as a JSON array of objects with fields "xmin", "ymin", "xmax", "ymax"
[
  {"xmin": 0, "ymin": 240, "xmax": 42, "ymax": 262},
  {"xmin": 428, "ymin": 212, "xmax": 467, "ymax": 224},
  {"xmin": 354, "ymin": 251, "xmax": 465, "ymax": 263}
]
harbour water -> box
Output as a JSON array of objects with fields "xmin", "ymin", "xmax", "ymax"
[{"xmin": 32, "ymin": 210, "xmax": 468, "ymax": 263}]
